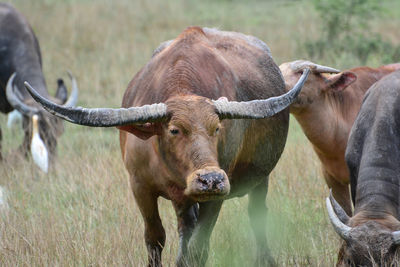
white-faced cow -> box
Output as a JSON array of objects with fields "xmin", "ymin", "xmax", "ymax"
[
  {"xmin": 0, "ymin": 3, "xmax": 78, "ymax": 170},
  {"xmin": 25, "ymin": 27, "xmax": 309, "ymax": 266},
  {"xmin": 327, "ymin": 70, "xmax": 400, "ymax": 266},
  {"xmin": 280, "ymin": 60, "xmax": 400, "ymax": 215}
]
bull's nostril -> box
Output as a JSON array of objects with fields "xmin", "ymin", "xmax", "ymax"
[
  {"xmin": 215, "ymin": 182, "xmax": 224, "ymax": 191},
  {"xmin": 197, "ymin": 176, "xmax": 209, "ymax": 188},
  {"xmin": 196, "ymin": 172, "xmax": 225, "ymax": 191},
  {"xmin": 214, "ymin": 175, "xmax": 223, "ymax": 183}
]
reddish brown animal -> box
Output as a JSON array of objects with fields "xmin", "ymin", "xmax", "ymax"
[
  {"xmin": 280, "ymin": 60, "xmax": 400, "ymax": 215},
  {"xmin": 25, "ymin": 27, "xmax": 309, "ymax": 267}
]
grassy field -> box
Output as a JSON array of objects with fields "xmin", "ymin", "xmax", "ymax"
[{"xmin": 1, "ymin": 0, "xmax": 399, "ymax": 266}]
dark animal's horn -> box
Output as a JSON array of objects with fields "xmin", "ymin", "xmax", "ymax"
[
  {"xmin": 290, "ymin": 60, "xmax": 340, "ymax": 74},
  {"xmin": 329, "ymin": 190, "xmax": 350, "ymax": 223},
  {"xmin": 63, "ymin": 72, "xmax": 78, "ymax": 107},
  {"xmin": 213, "ymin": 68, "xmax": 310, "ymax": 119},
  {"xmin": 24, "ymin": 82, "xmax": 167, "ymax": 127},
  {"xmin": 326, "ymin": 195, "xmax": 352, "ymax": 241},
  {"xmin": 6, "ymin": 73, "xmax": 39, "ymax": 116}
]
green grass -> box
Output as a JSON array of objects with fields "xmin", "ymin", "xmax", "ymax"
[{"xmin": 1, "ymin": 0, "xmax": 399, "ymax": 266}]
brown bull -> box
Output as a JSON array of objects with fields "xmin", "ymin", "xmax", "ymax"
[
  {"xmin": 25, "ymin": 27, "xmax": 309, "ymax": 266},
  {"xmin": 280, "ymin": 60, "xmax": 400, "ymax": 215}
]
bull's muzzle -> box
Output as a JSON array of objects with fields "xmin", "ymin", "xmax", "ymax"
[{"xmin": 184, "ymin": 166, "xmax": 230, "ymax": 201}]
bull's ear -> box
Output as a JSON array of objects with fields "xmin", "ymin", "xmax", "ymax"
[
  {"xmin": 323, "ymin": 71, "xmax": 357, "ymax": 92},
  {"xmin": 117, "ymin": 122, "xmax": 162, "ymax": 140},
  {"xmin": 55, "ymin": 79, "xmax": 68, "ymax": 103}
]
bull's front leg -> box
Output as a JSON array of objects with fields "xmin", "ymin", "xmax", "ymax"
[
  {"xmin": 131, "ymin": 183, "xmax": 166, "ymax": 267},
  {"xmin": 248, "ymin": 178, "xmax": 276, "ymax": 267},
  {"xmin": 173, "ymin": 202, "xmax": 199, "ymax": 267},
  {"xmin": 186, "ymin": 200, "xmax": 223, "ymax": 267},
  {"xmin": 19, "ymin": 125, "xmax": 30, "ymax": 158}
]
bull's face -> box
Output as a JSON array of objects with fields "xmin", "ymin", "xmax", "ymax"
[
  {"xmin": 160, "ymin": 95, "xmax": 229, "ymax": 201},
  {"xmin": 327, "ymin": 194, "xmax": 400, "ymax": 266},
  {"xmin": 6, "ymin": 73, "xmax": 78, "ymax": 172},
  {"xmin": 337, "ymin": 222, "xmax": 400, "ymax": 266},
  {"xmin": 23, "ymin": 67, "xmax": 309, "ymax": 178},
  {"xmin": 279, "ymin": 60, "xmax": 356, "ymax": 114}
]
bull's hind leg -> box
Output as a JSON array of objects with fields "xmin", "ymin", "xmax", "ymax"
[
  {"xmin": 186, "ymin": 200, "xmax": 223, "ymax": 267},
  {"xmin": 248, "ymin": 178, "xmax": 276, "ymax": 267},
  {"xmin": 132, "ymin": 185, "xmax": 166, "ymax": 267},
  {"xmin": 173, "ymin": 202, "xmax": 199, "ymax": 267}
]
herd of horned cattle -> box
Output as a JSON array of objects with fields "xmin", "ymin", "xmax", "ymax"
[{"xmin": 1, "ymin": 2, "xmax": 400, "ymax": 266}]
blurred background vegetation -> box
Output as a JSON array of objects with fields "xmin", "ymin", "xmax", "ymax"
[
  {"xmin": 306, "ymin": 0, "xmax": 400, "ymax": 65},
  {"xmin": 0, "ymin": 0, "xmax": 399, "ymax": 266}
]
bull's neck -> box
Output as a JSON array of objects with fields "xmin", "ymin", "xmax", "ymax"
[
  {"xmin": 12, "ymin": 46, "xmax": 49, "ymax": 99},
  {"xmin": 292, "ymin": 103, "xmax": 348, "ymax": 158},
  {"xmin": 354, "ymin": 168, "xmax": 400, "ymax": 221},
  {"xmin": 353, "ymin": 123, "xmax": 400, "ymax": 220}
]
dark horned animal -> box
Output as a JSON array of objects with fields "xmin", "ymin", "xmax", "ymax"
[
  {"xmin": 0, "ymin": 3, "xmax": 78, "ymax": 170},
  {"xmin": 327, "ymin": 70, "xmax": 400, "ymax": 266},
  {"xmin": 25, "ymin": 27, "xmax": 309, "ymax": 266}
]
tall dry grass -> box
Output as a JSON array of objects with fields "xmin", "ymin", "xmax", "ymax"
[{"xmin": 0, "ymin": 0, "xmax": 399, "ymax": 266}]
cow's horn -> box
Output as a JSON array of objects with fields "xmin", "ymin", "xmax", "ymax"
[
  {"xmin": 63, "ymin": 71, "xmax": 79, "ymax": 107},
  {"xmin": 6, "ymin": 73, "xmax": 39, "ymax": 116},
  {"xmin": 329, "ymin": 190, "xmax": 350, "ymax": 224},
  {"xmin": 24, "ymin": 82, "xmax": 167, "ymax": 127},
  {"xmin": 326, "ymin": 195, "xmax": 352, "ymax": 241},
  {"xmin": 213, "ymin": 68, "xmax": 310, "ymax": 120},
  {"xmin": 290, "ymin": 60, "xmax": 340, "ymax": 74}
]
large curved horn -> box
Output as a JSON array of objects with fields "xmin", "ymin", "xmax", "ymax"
[
  {"xmin": 290, "ymin": 60, "xmax": 340, "ymax": 74},
  {"xmin": 329, "ymin": 190, "xmax": 350, "ymax": 224},
  {"xmin": 213, "ymin": 68, "xmax": 310, "ymax": 120},
  {"xmin": 326, "ymin": 195, "xmax": 352, "ymax": 241},
  {"xmin": 24, "ymin": 82, "xmax": 167, "ymax": 127},
  {"xmin": 63, "ymin": 72, "xmax": 78, "ymax": 107},
  {"xmin": 6, "ymin": 73, "xmax": 39, "ymax": 116}
]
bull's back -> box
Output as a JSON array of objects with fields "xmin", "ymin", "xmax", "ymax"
[
  {"xmin": 122, "ymin": 27, "xmax": 285, "ymax": 106},
  {"xmin": 346, "ymin": 70, "xmax": 400, "ymax": 212}
]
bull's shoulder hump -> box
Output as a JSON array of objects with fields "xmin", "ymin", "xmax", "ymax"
[
  {"xmin": 0, "ymin": 3, "xmax": 15, "ymax": 13},
  {"xmin": 202, "ymin": 27, "xmax": 271, "ymax": 56},
  {"xmin": 0, "ymin": 3, "xmax": 16, "ymax": 23},
  {"xmin": 0, "ymin": 3, "xmax": 23, "ymax": 21},
  {"xmin": 152, "ymin": 40, "xmax": 173, "ymax": 57},
  {"xmin": 0, "ymin": 4, "xmax": 34, "ymax": 37},
  {"xmin": 369, "ymin": 70, "xmax": 400, "ymax": 96},
  {"xmin": 152, "ymin": 27, "xmax": 272, "ymax": 58}
]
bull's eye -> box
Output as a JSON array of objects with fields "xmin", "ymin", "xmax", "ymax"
[
  {"xmin": 215, "ymin": 127, "xmax": 220, "ymax": 133},
  {"xmin": 170, "ymin": 128, "xmax": 179, "ymax": 135}
]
